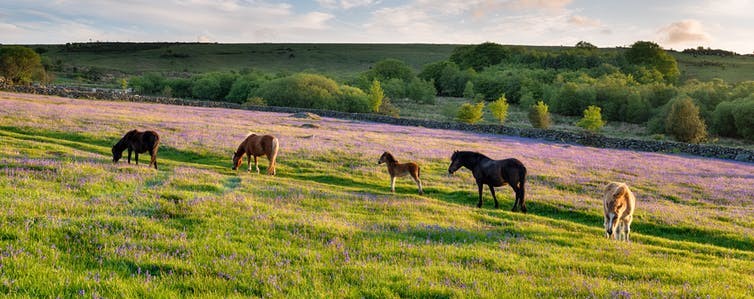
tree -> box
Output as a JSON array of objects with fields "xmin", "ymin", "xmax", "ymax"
[
  {"xmin": 488, "ymin": 95, "xmax": 509, "ymax": 123},
  {"xmin": 576, "ymin": 105, "xmax": 606, "ymax": 132},
  {"xmin": 369, "ymin": 79, "xmax": 384, "ymax": 112},
  {"xmin": 731, "ymin": 97, "xmax": 754, "ymax": 141},
  {"xmin": 575, "ymin": 41, "xmax": 597, "ymax": 50},
  {"xmin": 665, "ymin": 97, "xmax": 707, "ymax": 143},
  {"xmin": 0, "ymin": 46, "xmax": 46, "ymax": 84},
  {"xmin": 368, "ymin": 59, "xmax": 414, "ymax": 82},
  {"xmin": 457, "ymin": 102, "xmax": 485, "ymax": 124},
  {"xmin": 625, "ymin": 41, "xmax": 680, "ymax": 83},
  {"xmin": 528, "ymin": 101, "xmax": 551, "ymax": 129}
]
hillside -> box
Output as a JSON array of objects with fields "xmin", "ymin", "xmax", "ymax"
[
  {"xmin": 1, "ymin": 91, "xmax": 753, "ymax": 297},
  {"xmin": 29, "ymin": 43, "xmax": 754, "ymax": 83}
]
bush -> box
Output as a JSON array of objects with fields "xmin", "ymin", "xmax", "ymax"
[
  {"xmin": 665, "ymin": 96, "xmax": 707, "ymax": 143},
  {"xmin": 528, "ymin": 101, "xmax": 551, "ymax": 129},
  {"xmin": 576, "ymin": 105, "xmax": 606, "ymax": 132},
  {"xmin": 129, "ymin": 73, "xmax": 166, "ymax": 95},
  {"xmin": 226, "ymin": 74, "xmax": 266, "ymax": 103},
  {"xmin": 406, "ymin": 78, "xmax": 436, "ymax": 104},
  {"xmin": 711, "ymin": 100, "xmax": 739, "ymax": 137},
  {"xmin": 731, "ymin": 98, "xmax": 754, "ymax": 141},
  {"xmin": 488, "ymin": 95, "xmax": 509, "ymax": 123},
  {"xmin": 168, "ymin": 78, "xmax": 193, "ymax": 98},
  {"xmin": 256, "ymin": 73, "xmax": 370, "ymax": 113},
  {"xmin": 457, "ymin": 102, "xmax": 485, "ymax": 124},
  {"xmin": 552, "ymin": 82, "xmax": 595, "ymax": 116},
  {"xmin": 368, "ymin": 80, "xmax": 384, "ymax": 112},
  {"xmin": 367, "ymin": 59, "xmax": 414, "ymax": 82},
  {"xmin": 381, "ymin": 78, "xmax": 406, "ymax": 99},
  {"xmin": 191, "ymin": 72, "xmax": 238, "ymax": 101}
]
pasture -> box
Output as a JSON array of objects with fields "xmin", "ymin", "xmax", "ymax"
[{"xmin": 1, "ymin": 91, "xmax": 753, "ymax": 297}]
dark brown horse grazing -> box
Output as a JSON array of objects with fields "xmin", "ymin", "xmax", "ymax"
[
  {"xmin": 378, "ymin": 151, "xmax": 423, "ymax": 195},
  {"xmin": 232, "ymin": 133, "xmax": 279, "ymax": 175},
  {"xmin": 112, "ymin": 130, "xmax": 160, "ymax": 169},
  {"xmin": 448, "ymin": 151, "xmax": 527, "ymax": 212}
]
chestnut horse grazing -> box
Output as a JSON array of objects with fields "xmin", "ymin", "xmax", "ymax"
[
  {"xmin": 603, "ymin": 182, "xmax": 636, "ymax": 241},
  {"xmin": 448, "ymin": 151, "xmax": 527, "ymax": 212},
  {"xmin": 232, "ymin": 133, "xmax": 279, "ymax": 175},
  {"xmin": 112, "ymin": 130, "xmax": 160, "ymax": 169},
  {"xmin": 378, "ymin": 151, "xmax": 423, "ymax": 195}
]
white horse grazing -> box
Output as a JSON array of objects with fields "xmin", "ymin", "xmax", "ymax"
[{"xmin": 603, "ymin": 182, "xmax": 636, "ymax": 241}]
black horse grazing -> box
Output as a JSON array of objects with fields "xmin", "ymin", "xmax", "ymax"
[
  {"xmin": 112, "ymin": 130, "xmax": 160, "ymax": 169},
  {"xmin": 448, "ymin": 151, "xmax": 527, "ymax": 212}
]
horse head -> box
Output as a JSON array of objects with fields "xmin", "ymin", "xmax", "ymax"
[
  {"xmin": 231, "ymin": 150, "xmax": 244, "ymax": 170},
  {"xmin": 378, "ymin": 152, "xmax": 393, "ymax": 165},
  {"xmin": 448, "ymin": 151, "xmax": 462, "ymax": 174},
  {"xmin": 112, "ymin": 146, "xmax": 122, "ymax": 163}
]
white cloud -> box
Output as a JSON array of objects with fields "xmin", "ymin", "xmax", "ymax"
[
  {"xmin": 657, "ymin": 20, "xmax": 711, "ymax": 45},
  {"xmin": 568, "ymin": 15, "xmax": 601, "ymax": 27},
  {"xmin": 317, "ymin": 0, "xmax": 378, "ymax": 9}
]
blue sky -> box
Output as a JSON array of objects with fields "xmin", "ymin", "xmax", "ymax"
[{"xmin": 1, "ymin": 0, "xmax": 752, "ymax": 53}]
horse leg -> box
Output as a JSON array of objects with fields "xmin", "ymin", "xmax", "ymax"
[
  {"xmin": 518, "ymin": 181, "xmax": 527, "ymax": 213},
  {"xmin": 412, "ymin": 175, "xmax": 423, "ymax": 195},
  {"xmin": 624, "ymin": 215, "xmax": 633, "ymax": 242},
  {"xmin": 254, "ymin": 156, "xmax": 260, "ymax": 174},
  {"xmin": 477, "ymin": 183, "xmax": 484, "ymax": 208},
  {"xmin": 150, "ymin": 149, "xmax": 157, "ymax": 170},
  {"xmin": 135, "ymin": 152, "xmax": 139, "ymax": 165},
  {"xmin": 127, "ymin": 148, "xmax": 132, "ymax": 164},
  {"xmin": 390, "ymin": 176, "xmax": 396, "ymax": 193},
  {"xmin": 488, "ymin": 185, "xmax": 499, "ymax": 209}
]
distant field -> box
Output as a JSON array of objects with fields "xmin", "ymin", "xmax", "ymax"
[
  {"xmin": 1, "ymin": 91, "xmax": 753, "ymax": 297},
  {"xmin": 34, "ymin": 43, "xmax": 458, "ymax": 80},
  {"xmin": 29, "ymin": 43, "xmax": 754, "ymax": 83}
]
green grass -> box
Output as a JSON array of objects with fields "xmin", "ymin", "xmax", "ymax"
[{"xmin": 1, "ymin": 93, "xmax": 754, "ymax": 297}]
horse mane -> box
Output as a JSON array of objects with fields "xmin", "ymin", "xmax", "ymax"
[
  {"xmin": 453, "ymin": 151, "xmax": 490, "ymax": 162},
  {"xmin": 113, "ymin": 130, "xmax": 138, "ymax": 152},
  {"xmin": 382, "ymin": 152, "xmax": 397, "ymax": 163}
]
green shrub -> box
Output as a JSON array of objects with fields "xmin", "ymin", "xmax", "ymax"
[
  {"xmin": 457, "ymin": 102, "xmax": 485, "ymax": 124},
  {"xmin": 226, "ymin": 74, "xmax": 266, "ymax": 103},
  {"xmin": 168, "ymin": 78, "xmax": 193, "ymax": 98},
  {"xmin": 553, "ymin": 82, "xmax": 595, "ymax": 116},
  {"xmin": 488, "ymin": 95, "xmax": 509, "ymax": 123},
  {"xmin": 381, "ymin": 78, "xmax": 406, "ymax": 99},
  {"xmin": 665, "ymin": 96, "xmax": 707, "ymax": 143},
  {"xmin": 129, "ymin": 73, "xmax": 166, "ymax": 95},
  {"xmin": 191, "ymin": 72, "xmax": 238, "ymax": 101},
  {"xmin": 529, "ymin": 101, "xmax": 551, "ymax": 129},
  {"xmin": 731, "ymin": 98, "xmax": 754, "ymax": 141},
  {"xmin": 711, "ymin": 100, "xmax": 739, "ymax": 137},
  {"xmin": 576, "ymin": 105, "xmax": 606, "ymax": 132},
  {"xmin": 368, "ymin": 80, "xmax": 384, "ymax": 112},
  {"xmin": 256, "ymin": 73, "xmax": 370, "ymax": 113},
  {"xmin": 0, "ymin": 46, "xmax": 45, "ymax": 84},
  {"xmin": 367, "ymin": 59, "xmax": 414, "ymax": 82},
  {"xmin": 406, "ymin": 78, "xmax": 436, "ymax": 104}
]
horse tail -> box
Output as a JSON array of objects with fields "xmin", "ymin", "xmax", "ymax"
[{"xmin": 268, "ymin": 137, "xmax": 279, "ymax": 175}]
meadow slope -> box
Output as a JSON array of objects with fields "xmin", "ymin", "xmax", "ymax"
[{"xmin": 1, "ymin": 91, "xmax": 753, "ymax": 298}]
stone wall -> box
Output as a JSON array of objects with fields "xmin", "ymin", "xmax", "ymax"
[{"xmin": 3, "ymin": 84, "xmax": 753, "ymax": 163}]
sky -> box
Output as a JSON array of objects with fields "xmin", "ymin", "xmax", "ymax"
[{"xmin": 1, "ymin": 0, "xmax": 752, "ymax": 53}]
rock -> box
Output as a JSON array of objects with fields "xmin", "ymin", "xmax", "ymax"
[
  {"xmin": 290, "ymin": 112, "xmax": 321, "ymax": 120},
  {"xmin": 735, "ymin": 153, "xmax": 751, "ymax": 162},
  {"xmin": 300, "ymin": 123, "xmax": 319, "ymax": 129}
]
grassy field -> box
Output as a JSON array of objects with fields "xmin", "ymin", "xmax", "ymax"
[
  {"xmin": 31, "ymin": 43, "xmax": 754, "ymax": 83},
  {"xmin": 1, "ymin": 91, "xmax": 753, "ymax": 297}
]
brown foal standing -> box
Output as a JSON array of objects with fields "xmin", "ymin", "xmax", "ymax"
[{"xmin": 378, "ymin": 151, "xmax": 423, "ymax": 195}]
